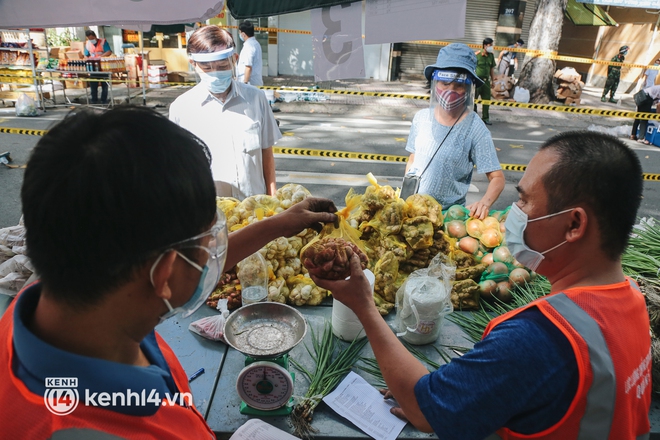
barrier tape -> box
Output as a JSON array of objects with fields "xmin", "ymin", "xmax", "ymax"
[
  {"xmin": 0, "ymin": 132, "xmax": 658, "ymax": 181},
  {"xmin": 0, "ymin": 127, "xmax": 47, "ymax": 136}
]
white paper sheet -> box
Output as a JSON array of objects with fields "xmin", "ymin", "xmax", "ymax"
[
  {"xmin": 311, "ymin": 3, "xmax": 366, "ymax": 81},
  {"xmin": 365, "ymin": 0, "xmax": 467, "ymax": 45},
  {"xmin": 229, "ymin": 418, "xmax": 299, "ymax": 440},
  {"xmin": 323, "ymin": 371, "xmax": 407, "ymax": 440}
]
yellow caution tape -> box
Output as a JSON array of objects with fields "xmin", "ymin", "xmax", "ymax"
[{"xmin": 0, "ymin": 127, "xmax": 47, "ymax": 136}]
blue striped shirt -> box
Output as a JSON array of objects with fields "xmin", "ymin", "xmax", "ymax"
[{"xmin": 405, "ymin": 109, "xmax": 501, "ymax": 207}]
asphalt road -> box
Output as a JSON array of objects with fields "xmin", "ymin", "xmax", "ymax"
[{"xmin": 1, "ymin": 106, "xmax": 660, "ymax": 230}]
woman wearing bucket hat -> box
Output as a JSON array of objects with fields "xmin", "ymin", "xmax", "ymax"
[{"xmin": 404, "ymin": 43, "xmax": 505, "ymax": 219}]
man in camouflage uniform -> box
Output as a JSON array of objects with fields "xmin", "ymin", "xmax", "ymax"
[{"xmin": 601, "ymin": 45, "xmax": 629, "ymax": 103}]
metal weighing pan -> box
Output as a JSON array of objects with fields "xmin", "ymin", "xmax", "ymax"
[{"xmin": 223, "ymin": 302, "xmax": 307, "ymax": 359}]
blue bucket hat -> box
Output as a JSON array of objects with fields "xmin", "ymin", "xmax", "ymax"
[{"xmin": 424, "ymin": 43, "xmax": 484, "ymax": 88}]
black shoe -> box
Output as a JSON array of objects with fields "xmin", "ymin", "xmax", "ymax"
[
  {"xmin": 483, "ymin": 120, "xmax": 492, "ymax": 126},
  {"xmin": 271, "ymin": 107, "xmax": 281, "ymax": 113}
]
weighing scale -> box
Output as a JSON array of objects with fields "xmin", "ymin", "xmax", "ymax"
[{"xmin": 224, "ymin": 302, "xmax": 307, "ymax": 416}]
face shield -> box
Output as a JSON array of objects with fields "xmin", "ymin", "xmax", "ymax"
[
  {"xmin": 190, "ymin": 48, "xmax": 236, "ymax": 93},
  {"xmin": 430, "ymin": 70, "xmax": 475, "ymax": 115}
]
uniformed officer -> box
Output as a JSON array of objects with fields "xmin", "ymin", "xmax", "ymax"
[
  {"xmin": 601, "ymin": 45, "xmax": 629, "ymax": 103},
  {"xmin": 474, "ymin": 37, "xmax": 497, "ymax": 125}
]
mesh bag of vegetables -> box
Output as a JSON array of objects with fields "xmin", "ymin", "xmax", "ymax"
[{"xmin": 301, "ymin": 190, "xmax": 369, "ymax": 280}]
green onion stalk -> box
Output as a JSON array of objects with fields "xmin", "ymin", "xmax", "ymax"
[{"xmin": 289, "ymin": 321, "xmax": 368, "ymax": 439}]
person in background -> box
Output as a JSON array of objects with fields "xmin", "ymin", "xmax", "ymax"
[
  {"xmin": 0, "ymin": 106, "xmax": 337, "ymax": 438},
  {"xmin": 404, "ymin": 43, "xmax": 504, "ymax": 219},
  {"xmin": 169, "ymin": 25, "xmax": 280, "ymax": 200},
  {"xmin": 236, "ymin": 21, "xmax": 263, "ymax": 87},
  {"xmin": 83, "ymin": 30, "xmax": 112, "ymax": 105},
  {"xmin": 474, "ymin": 38, "xmax": 497, "ymax": 126},
  {"xmin": 601, "ymin": 45, "xmax": 629, "ymax": 103},
  {"xmin": 631, "ymin": 84, "xmax": 660, "ymax": 144},
  {"xmin": 641, "ymin": 59, "xmax": 660, "ymax": 89},
  {"xmin": 314, "ymin": 131, "xmax": 650, "ymax": 440},
  {"xmin": 497, "ymin": 38, "xmax": 524, "ymax": 77}
]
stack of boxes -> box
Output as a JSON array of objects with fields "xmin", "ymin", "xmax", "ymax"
[
  {"xmin": 491, "ymin": 74, "xmax": 515, "ymax": 101},
  {"xmin": 554, "ymin": 68, "xmax": 584, "ymax": 106},
  {"xmin": 147, "ymin": 63, "xmax": 168, "ymax": 88}
]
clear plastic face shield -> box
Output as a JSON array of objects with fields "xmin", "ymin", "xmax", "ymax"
[
  {"xmin": 151, "ymin": 210, "xmax": 228, "ymax": 321},
  {"xmin": 430, "ymin": 70, "xmax": 475, "ymax": 115},
  {"xmin": 189, "ymin": 48, "xmax": 236, "ymax": 94}
]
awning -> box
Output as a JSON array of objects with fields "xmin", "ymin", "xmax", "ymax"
[
  {"xmin": 227, "ymin": 0, "xmax": 356, "ymax": 19},
  {"xmin": 564, "ymin": 0, "xmax": 617, "ymax": 26}
]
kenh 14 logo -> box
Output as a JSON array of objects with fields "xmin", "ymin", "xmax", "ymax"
[{"xmin": 44, "ymin": 377, "xmax": 79, "ymax": 416}]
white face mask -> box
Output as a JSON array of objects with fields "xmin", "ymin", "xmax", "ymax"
[
  {"xmin": 486, "ymin": 46, "xmax": 494, "ymax": 54},
  {"xmin": 198, "ymin": 69, "xmax": 233, "ymax": 94},
  {"xmin": 504, "ymin": 204, "xmax": 573, "ymax": 271},
  {"xmin": 90, "ymin": 39, "xmax": 98, "ymax": 45}
]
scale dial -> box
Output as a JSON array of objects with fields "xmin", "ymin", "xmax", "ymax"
[{"xmin": 236, "ymin": 361, "xmax": 294, "ymax": 410}]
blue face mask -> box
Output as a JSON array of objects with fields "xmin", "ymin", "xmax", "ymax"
[
  {"xmin": 198, "ymin": 69, "xmax": 233, "ymax": 94},
  {"xmin": 90, "ymin": 39, "xmax": 98, "ymax": 45},
  {"xmin": 239, "ymin": 33, "xmax": 245, "ymax": 42},
  {"xmin": 504, "ymin": 204, "xmax": 572, "ymax": 271},
  {"xmin": 159, "ymin": 263, "xmax": 210, "ymax": 324}
]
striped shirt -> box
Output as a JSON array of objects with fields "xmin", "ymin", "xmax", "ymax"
[{"xmin": 405, "ymin": 109, "xmax": 501, "ymax": 207}]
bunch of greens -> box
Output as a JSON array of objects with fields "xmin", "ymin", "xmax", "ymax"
[{"xmin": 290, "ymin": 322, "xmax": 368, "ymax": 439}]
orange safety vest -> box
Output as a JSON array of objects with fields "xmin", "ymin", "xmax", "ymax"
[
  {"xmin": 86, "ymin": 38, "xmax": 106, "ymax": 57},
  {"xmin": 0, "ymin": 294, "xmax": 216, "ymax": 439},
  {"xmin": 483, "ymin": 278, "xmax": 651, "ymax": 440}
]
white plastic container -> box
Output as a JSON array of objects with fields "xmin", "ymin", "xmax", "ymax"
[
  {"xmin": 332, "ymin": 270, "xmax": 375, "ymax": 341},
  {"xmin": 395, "ymin": 276, "xmax": 453, "ymax": 345}
]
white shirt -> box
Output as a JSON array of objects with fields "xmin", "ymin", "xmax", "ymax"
[
  {"xmin": 644, "ymin": 67, "xmax": 659, "ymax": 89},
  {"xmin": 237, "ymin": 37, "xmax": 263, "ymax": 86},
  {"xmin": 169, "ymin": 80, "xmax": 281, "ymax": 199}
]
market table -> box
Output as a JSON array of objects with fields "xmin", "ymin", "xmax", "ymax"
[
  {"xmin": 154, "ymin": 305, "xmax": 228, "ymax": 419},
  {"xmin": 206, "ymin": 303, "xmax": 496, "ymax": 440}
]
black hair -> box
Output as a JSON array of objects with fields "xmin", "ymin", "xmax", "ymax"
[
  {"xmin": 239, "ymin": 21, "xmax": 255, "ymax": 38},
  {"xmin": 21, "ymin": 106, "xmax": 216, "ymax": 308},
  {"xmin": 483, "ymin": 38, "xmax": 494, "ymax": 46},
  {"xmin": 539, "ymin": 131, "xmax": 643, "ymax": 260},
  {"xmin": 517, "ymin": 39, "xmax": 524, "ymax": 45},
  {"xmin": 85, "ymin": 30, "xmax": 96, "ymax": 38}
]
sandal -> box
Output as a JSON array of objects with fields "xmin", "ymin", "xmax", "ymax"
[
  {"xmin": 638, "ymin": 139, "xmax": 651, "ymax": 145},
  {"xmin": 630, "ymin": 135, "xmax": 638, "ymax": 141}
]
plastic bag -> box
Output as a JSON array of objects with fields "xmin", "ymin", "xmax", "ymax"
[
  {"xmin": 188, "ymin": 301, "xmax": 229, "ymax": 341},
  {"xmin": 365, "ymin": 198, "xmax": 406, "ymax": 236},
  {"xmin": 444, "ymin": 204, "xmax": 470, "ymax": 222},
  {"xmin": 513, "ymin": 86, "xmax": 530, "ymax": 103},
  {"xmin": 237, "ymin": 252, "xmax": 268, "ymax": 305},
  {"xmin": 403, "ymin": 194, "xmax": 444, "ymax": 227},
  {"xmin": 395, "ymin": 253, "xmax": 455, "ymax": 345},
  {"xmin": 15, "ymin": 93, "xmax": 39, "ymax": 117},
  {"xmin": 301, "ymin": 189, "xmax": 369, "ymax": 279}
]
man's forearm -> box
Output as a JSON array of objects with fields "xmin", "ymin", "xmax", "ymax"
[{"xmin": 244, "ymin": 66, "xmax": 252, "ymax": 83}]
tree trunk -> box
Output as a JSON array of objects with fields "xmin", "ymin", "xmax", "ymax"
[{"xmin": 517, "ymin": 0, "xmax": 568, "ymax": 103}]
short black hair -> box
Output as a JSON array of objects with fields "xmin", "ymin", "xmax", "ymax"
[
  {"xmin": 239, "ymin": 21, "xmax": 255, "ymax": 38},
  {"xmin": 85, "ymin": 30, "xmax": 96, "ymax": 38},
  {"xmin": 517, "ymin": 39, "xmax": 524, "ymax": 45},
  {"xmin": 21, "ymin": 106, "xmax": 216, "ymax": 308},
  {"xmin": 483, "ymin": 38, "xmax": 494, "ymax": 46},
  {"xmin": 539, "ymin": 131, "xmax": 643, "ymax": 260}
]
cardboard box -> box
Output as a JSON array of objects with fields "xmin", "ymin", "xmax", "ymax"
[
  {"xmin": 65, "ymin": 50, "xmax": 83, "ymax": 60},
  {"xmin": 70, "ymin": 41, "xmax": 85, "ymax": 53},
  {"xmin": 50, "ymin": 46, "xmax": 70, "ymax": 59},
  {"xmin": 64, "ymin": 79, "xmax": 85, "ymax": 89}
]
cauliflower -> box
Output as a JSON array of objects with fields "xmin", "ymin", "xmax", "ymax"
[
  {"xmin": 216, "ymin": 197, "xmax": 240, "ymax": 218},
  {"xmin": 275, "ymin": 184, "xmax": 311, "ymax": 208}
]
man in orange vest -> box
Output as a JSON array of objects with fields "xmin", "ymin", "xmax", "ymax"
[
  {"xmin": 313, "ymin": 131, "xmax": 651, "ymax": 439},
  {"xmin": 83, "ymin": 30, "xmax": 112, "ymax": 104},
  {"xmin": 0, "ymin": 106, "xmax": 337, "ymax": 438}
]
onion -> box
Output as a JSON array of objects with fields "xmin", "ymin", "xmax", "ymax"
[
  {"xmin": 509, "ymin": 268, "xmax": 531, "ymax": 286},
  {"xmin": 466, "ymin": 219, "xmax": 485, "ymax": 238},
  {"xmin": 500, "ymin": 221, "xmax": 506, "ymax": 233},
  {"xmin": 458, "ymin": 236, "xmax": 479, "ymax": 254},
  {"xmin": 446, "ymin": 204, "xmax": 468, "ymax": 221},
  {"xmin": 488, "ymin": 262, "xmax": 509, "ymax": 275},
  {"xmin": 493, "ymin": 246, "xmax": 513, "ymax": 263},
  {"xmin": 446, "ymin": 220, "xmax": 467, "ymax": 239},
  {"xmin": 481, "ymin": 253, "xmax": 494, "ymax": 265},
  {"xmin": 479, "ymin": 280, "xmax": 498, "ymax": 299},
  {"xmin": 482, "ymin": 216, "xmax": 499, "ymax": 229},
  {"xmin": 495, "ymin": 281, "xmax": 512, "ymax": 302},
  {"xmin": 479, "ymin": 228, "xmax": 502, "ymax": 249}
]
